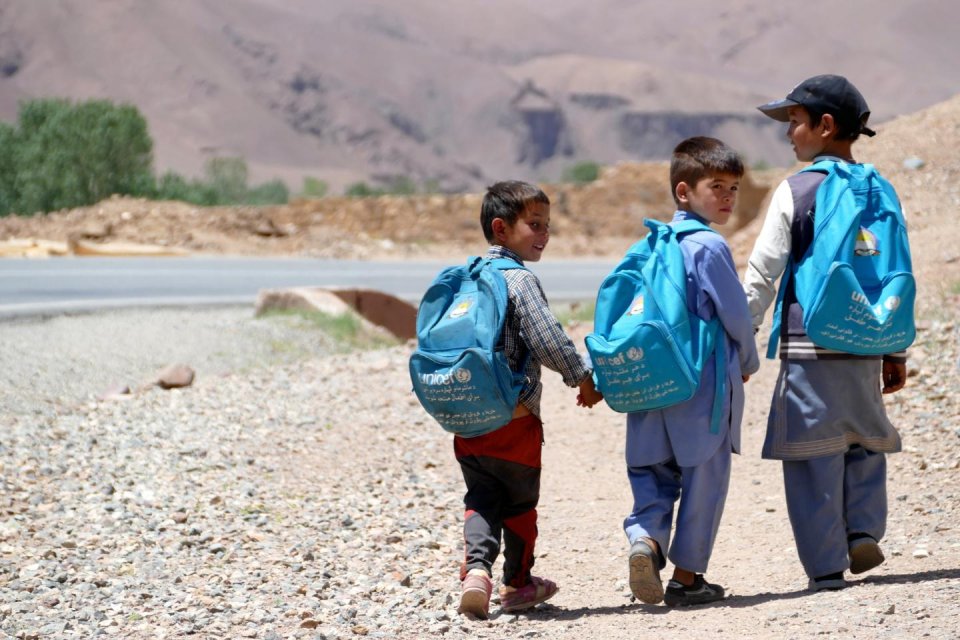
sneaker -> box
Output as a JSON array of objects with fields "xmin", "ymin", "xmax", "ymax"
[
  {"xmin": 459, "ymin": 569, "xmax": 493, "ymax": 619},
  {"xmin": 499, "ymin": 576, "xmax": 559, "ymax": 612},
  {"xmin": 849, "ymin": 535, "xmax": 885, "ymax": 574},
  {"xmin": 808, "ymin": 572, "xmax": 847, "ymax": 592},
  {"xmin": 663, "ymin": 575, "xmax": 725, "ymax": 607},
  {"xmin": 628, "ymin": 538, "xmax": 663, "ymax": 604}
]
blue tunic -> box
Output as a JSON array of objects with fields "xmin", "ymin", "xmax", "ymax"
[{"xmin": 625, "ymin": 211, "xmax": 760, "ymax": 468}]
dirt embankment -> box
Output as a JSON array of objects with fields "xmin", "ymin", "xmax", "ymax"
[
  {"xmin": 0, "ymin": 162, "xmax": 777, "ymax": 261},
  {"xmin": 2, "ymin": 93, "xmax": 959, "ymax": 275}
]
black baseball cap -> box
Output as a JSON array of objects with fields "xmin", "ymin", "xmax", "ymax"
[{"xmin": 758, "ymin": 74, "xmax": 876, "ymax": 137}]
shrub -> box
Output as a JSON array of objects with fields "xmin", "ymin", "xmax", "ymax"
[
  {"xmin": 301, "ymin": 177, "xmax": 328, "ymax": 198},
  {"xmin": 2, "ymin": 98, "xmax": 154, "ymax": 215},
  {"xmin": 562, "ymin": 161, "xmax": 601, "ymax": 184}
]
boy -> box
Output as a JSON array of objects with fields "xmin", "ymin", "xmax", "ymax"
[
  {"xmin": 621, "ymin": 137, "xmax": 759, "ymax": 607},
  {"xmin": 743, "ymin": 74, "xmax": 908, "ymax": 591},
  {"xmin": 456, "ymin": 180, "xmax": 603, "ymax": 618}
]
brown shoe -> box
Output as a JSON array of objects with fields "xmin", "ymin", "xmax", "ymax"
[
  {"xmin": 628, "ymin": 538, "xmax": 664, "ymax": 604},
  {"xmin": 849, "ymin": 536, "xmax": 885, "ymax": 574}
]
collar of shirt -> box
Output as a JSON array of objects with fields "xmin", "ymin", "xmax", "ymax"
[
  {"xmin": 485, "ymin": 245, "xmax": 525, "ymax": 265},
  {"xmin": 671, "ymin": 210, "xmax": 711, "ymax": 226},
  {"xmin": 813, "ymin": 154, "xmax": 855, "ymax": 164}
]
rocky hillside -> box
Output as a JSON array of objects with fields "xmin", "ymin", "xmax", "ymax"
[{"xmin": 1, "ymin": 0, "xmax": 958, "ymax": 191}]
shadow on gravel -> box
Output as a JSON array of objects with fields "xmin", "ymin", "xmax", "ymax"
[
  {"xmin": 501, "ymin": 568, "xmax": 960, "ymax": 618},
  {"xmin": 854, "ymin": 567, "xmax": 960, "ymax": 587},
  {"xmin": 498, "ymin": 603, "xmax": 638, "ymax": 620},
  {"xmin": 711, "ymin": 567, "xmax": 960, "ymax": 610}
]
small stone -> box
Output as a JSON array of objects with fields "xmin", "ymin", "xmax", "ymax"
[
  {"xmin": 299, "ymin": 619, "xmax": 320, "ymax": 629},
  {"xmin": 155, "ymin": 363, "xmax": 195, "ymax": 389},
  {"xmin": 902, "ymin": 157, "xmax": 925, "ymax": 170},
  {"xmin": 912, "ymin": 548, "xmax": 930, "ymax": 559}
]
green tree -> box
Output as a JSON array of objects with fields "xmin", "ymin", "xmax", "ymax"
[
  {"xmin": 386, "ymin": 175, "xmax": 416, "ymax": 195},
  {"xmin": 246, "ymin": 179, "xmax": 289, "ymax": 205},
  {"xmin": 13, "ymin": 98, "xmax": 153, "ymax": 214},
  {"xmin": 345, "ymin": 181, "xmax": 382, "ymax": 197},
  {"xmin": 155, "ymin": 170, "xmax": 217, "ymax": 205},
  {"xmin": 205, "ymin": 156, "xmax": 249, "ymax": 204},
  {"xmin": 301, "ymin": 177, "xmax": 328, "ymax": 198},
  {"xmin": 0, "ymin": 122, "xmax": 17, "ymax": 215},
  {"xmin": 562, "ymin": 160, "xmax": 601, "ymax": 184}
]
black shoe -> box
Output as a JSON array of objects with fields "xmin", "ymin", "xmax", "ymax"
[
  {"xmin": 663, "ymin": 575, "xmax": 725, "ymax": 607},
  {"xmin": 808, "ymin": 571, "xmax": 847, "ymax": 592}
]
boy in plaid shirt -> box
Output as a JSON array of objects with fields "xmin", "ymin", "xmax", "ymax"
[{"xmin": 456, "ymin": 180, "xmax": 602, "ymax": 618}]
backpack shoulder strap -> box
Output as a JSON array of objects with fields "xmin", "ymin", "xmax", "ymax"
[
  {"xmin": 489, "ymin": 257, "xmax": 528, "ymax": 272},
  {"xmin": 800, "ymin": 158, "xmax": 837, "ymax": 175},
  {"xmin": 645, "ymin": 217, "xmax": 726, "ymax": 432},
  {"xmin": 671, "ymin": 219, "xmax": 716, "ymax": 237}
]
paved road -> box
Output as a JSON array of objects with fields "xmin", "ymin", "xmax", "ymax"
[{"xmin": 0, "ymin": 256, "xmax": 614, "ymax": 317}]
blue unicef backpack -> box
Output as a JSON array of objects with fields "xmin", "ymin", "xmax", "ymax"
[
  {"xmin": 767, "ymin": 160, "xmax": 916, "ymax": 357},
  {"xmin": 409, "ymin": 257, "xmax": 528, "ymax": 437},
  {"xmin": 585, "ymin": 219, "xmax": 726, "ymax": 432}
]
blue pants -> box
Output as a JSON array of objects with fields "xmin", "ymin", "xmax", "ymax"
[
  {"xmin": 623, "ymin": 434, "xmax": 731, "ymax": 574},
  {"xmin": 782, "ymin": 446, "xmax": 887, "ymax": 578}
]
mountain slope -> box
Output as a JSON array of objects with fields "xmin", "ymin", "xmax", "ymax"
[{"xmin": 1, "ymin": 0, "xmax": 958, "ymax": 192}]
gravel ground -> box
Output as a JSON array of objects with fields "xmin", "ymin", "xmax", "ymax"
[
  {"xmin": 1, "ymin": 300, "xmax": 958, "ymax": 639},
  {"xmin": 0, "ymin": 307, "xmax": 347, "ymax": 418}
]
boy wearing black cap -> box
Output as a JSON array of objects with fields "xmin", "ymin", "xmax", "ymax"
[{"xmin": 742, "ymin": 75, "xmax": 908, "ymax": 592}]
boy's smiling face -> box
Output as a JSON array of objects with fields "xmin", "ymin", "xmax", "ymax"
[
  {"xmin": 676, "ymin": 173, "xmax": 739, "ymax": 226},
  {"xmin": 493, "ymin": 201, "xmax": 550, "ymax": 262}
]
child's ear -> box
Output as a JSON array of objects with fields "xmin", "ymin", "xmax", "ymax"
[
  {"xmin": 491, "ymin": 217, "xmax": 507, "ymax": 242},
  {"xmin": 819, "ymin": 113, "xmax": 837, "ymax": 139},
  {"xmin": 675, "ymin": 181, "xmax": 690, "ymax": 204}
]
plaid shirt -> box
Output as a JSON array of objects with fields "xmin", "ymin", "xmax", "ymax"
[{"xmin": 487, "ymin": 245, "xmax": 591, "ymax": 417}]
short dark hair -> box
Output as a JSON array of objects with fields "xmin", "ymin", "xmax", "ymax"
[
  {"xmin": 480, "ymin": 180, "xmax": 549, "ymax": 243},
  {"xmin": 669, "ymin": 137, "xmax": 744, "ymax": 204},
  {"xmin": 802, "ymin": 105, "xmax": 863, "ymax": 142}
]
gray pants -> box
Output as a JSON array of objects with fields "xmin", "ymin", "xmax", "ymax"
[
  {"xmin": 782, "ymin": 446, "xmax": 887, "ymax": 578},
  {"xmin": 623, "ymin": 432, "xmax": 731, "ymax": 574}
]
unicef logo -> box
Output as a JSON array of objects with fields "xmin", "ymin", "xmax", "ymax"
[
  {"xmin": 454, "ymin": 368, "xmax": 472, "ymax": 384},
  {"xmin": 449, "ymin": 299, "xmax": 473, "ymax": 319},
  {"xmin": 884, "ymin": 296, "xmax": 901, "ymax": 311},
  {"xmin": 626, "ymin": 347, "xmax": 644, "ymax": 361}
]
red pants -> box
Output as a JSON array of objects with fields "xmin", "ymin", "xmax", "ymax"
[{"xmin": 454, "ymin": 414, "xmax": 542, "ymax": 588}]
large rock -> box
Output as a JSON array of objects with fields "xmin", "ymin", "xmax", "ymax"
[
  {"xmin": 254, "ymin": 287, "xmax": 416, "ymax": 340},
  {"xmin": 155, "ymin": 364, "xmax": 196, "ymax": 389}
]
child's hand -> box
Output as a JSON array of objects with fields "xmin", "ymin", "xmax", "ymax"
[
  {"xmin": 577, "ymin": 377, "xmax": 603, "ymax": 408},
  {"xmin": 742, "ymin": 374, "xmax": 751, "ymax": 383},
  {"xmin": 881, "ymin": 361, "xmax": 906, "ymax": 394}
]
